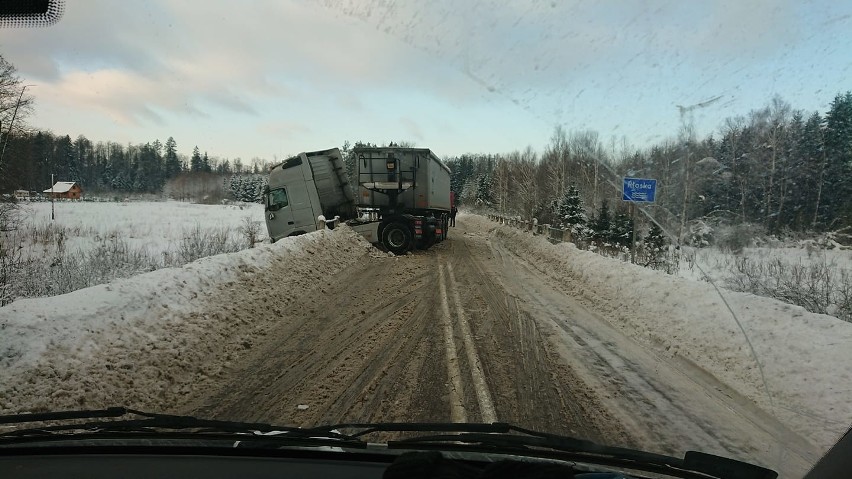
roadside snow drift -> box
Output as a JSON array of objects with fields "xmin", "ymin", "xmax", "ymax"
[
  {"xmin": 468, "ymin": 214, "xmax": 852, "ymax": 450},
  {"xmin": 0, "ymin": 227, "xmax": 375, "ymax": 415}
]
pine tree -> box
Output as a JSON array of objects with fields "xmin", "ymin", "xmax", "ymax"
[
  {"xmin": 202, "ymin": 151, "xmax": 212, "ymax": 172},
  {"xmin": 554, "ymin": 185, "xmax": 586, "ymax": 228},
  {"xmin": 475, "ymin": 173, "xmax": 493, "ymax": 205},
  {"xmin": 591, "ymin": 199, "xmax": 612, "ymax": 242},
  {"xmin": 642, "ymin": 222, "xmax": 668, "ymax": 269},
  {"xmin": 190, "ymin": 146, "xmax": 203, "ymax": 172},
  {"xmin": 164, "ymin": 137, "xmax": 181, "ymax": 177},
  {"xmin": 644, "ymin": 222, "xmax": 667, "ymax": 251},
  {"xmin": 229, "ymin": 175, "xmax": 242, "ymax": 200},
  {"xmin": 610, "ymin": 212, "xmax": 633, "ymax": 247},
  {"xmin": 823, "ymin": 92, "xmax": 852, "ymax": 227}
]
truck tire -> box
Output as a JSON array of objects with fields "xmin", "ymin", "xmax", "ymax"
[{"xmin": 382, "ymin": 222, "xmax": 412, "ymax": 255}]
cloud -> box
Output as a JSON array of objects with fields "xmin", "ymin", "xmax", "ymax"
[
  {"xmin": 256, "ymin": 120, "xmax": 312, "ymax": 139},
  {"xmin": 317, "ymin": 0, "xmax": 802, "ymax": 97},
  {"xmin": 399, "ymin": 117, "xmax": 424, "ymax": 141},
  {"xmin": 0, "ymin": 0, "xmax": 845, "ymax": 159}
]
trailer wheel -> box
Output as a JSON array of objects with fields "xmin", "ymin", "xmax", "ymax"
[{"xmin": 382, "ymin": 222, "xmax": 412, "ymax": 255}]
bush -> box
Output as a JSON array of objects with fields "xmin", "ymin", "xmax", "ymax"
[
  {"xmin": 686, "ymin": 219, "xmax": 714, "ymax": 247},
  {"xmin": 239, "ymin": 216, "xmax": 262, "ymax": 248},
  {"xmin": 176, "ymin": 224, "xmax": 242, "ymax": 264},
  {"xmin": 0, "ymin": 202, "xmax": 22, "ymax": 306},
  {"xmin": 3, "ymin": 222, "xmax": 249, "ymax": 304},
  {"xmin": 725, "ymin": 256, "xmax": 851, "ymax": 322},
  {"xmin": 715, "ymin": 223, "xmax": 766, "ymax": 253}
]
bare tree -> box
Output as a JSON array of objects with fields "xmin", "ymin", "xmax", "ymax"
[
  {"xmin": 0, "ymin": 55, "xmax": 35, "ymax": 177},
  {"xmin": 722, "ymin": 116, "xmax": 745, "ymax": 220},
  {"xmin": 0, "ymin": 55, "xmax": 34, "ymax": 135}
]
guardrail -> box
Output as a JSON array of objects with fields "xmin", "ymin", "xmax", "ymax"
[
  {"xmin": 485, "ymin": 213, "xmax": 682, "ymax": 274},
  {"xmin": 485, "ymin": 214, "xmax": 578, "ymax": 245},
  {"xmin": 317, "ymin": 215, "xmax": 341, "ymax": 230}
]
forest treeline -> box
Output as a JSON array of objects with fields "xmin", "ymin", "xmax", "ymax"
[{"xmin": 446, "ymin": 93, "xmax": 852, "ymax": 241}]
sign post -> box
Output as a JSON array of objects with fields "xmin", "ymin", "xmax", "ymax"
[
  {"xmin": 622, "ymin": 177, "xmax": 657, "ymax": 264},
  {"xmin": 630, "ymin": 203, "xmax": 637, "ymax": 264}
]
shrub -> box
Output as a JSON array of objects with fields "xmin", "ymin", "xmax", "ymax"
[
  {"xmin": 725, "ymin": 256, "xmax": 851, "ymax": 322},
  {"xmin": 715, "ymin": 223, "xmax": 766, "ymax": 254},
  {"xmin": 239, "ymin": 216, "xmax": 262, "ymax": 248}
]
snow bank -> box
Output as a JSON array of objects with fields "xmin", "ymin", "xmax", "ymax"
[
  {"xmin": 469, "ymin": 214, "xmax": 852, "ymax": 449},
  {"xmin": 0, "ymin": 227, "xmax": 374, "ymax": 414}
]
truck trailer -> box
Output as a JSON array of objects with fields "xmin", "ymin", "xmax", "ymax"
[{"xmin": 264, "ymin": 146, "xmax": 451, "ymax": 254}]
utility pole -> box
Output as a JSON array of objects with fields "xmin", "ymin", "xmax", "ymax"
[{"xmin": 51, "ymin": 173, "xmax": 55, "ymax": 220}]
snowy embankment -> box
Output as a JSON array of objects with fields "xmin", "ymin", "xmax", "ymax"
[
  {"xmin": 0, "ymin": 227, "xmax": 374, "ymax": 415},
  {"xmin": 469, "ymin": 213, "xmax": 852, "ymax": 449}
]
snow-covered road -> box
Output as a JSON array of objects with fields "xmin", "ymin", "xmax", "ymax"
[{"xmin": 467, "ymin": 222, "xmax": 819, "ymax": 476}]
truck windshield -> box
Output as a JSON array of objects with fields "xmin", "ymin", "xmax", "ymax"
[{"xmin": 266, "ymin": 188, "xmax": 289, "ymax": 211}]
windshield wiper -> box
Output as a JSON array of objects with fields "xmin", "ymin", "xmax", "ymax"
[
  {"xmin": 0, "ymin": 411, "xmax": 777, "ymax": 479},
  {"xmin": 305, "ymin": 422, "xmax": 777, "ymax": 479},
  {"xmin": 0, "ymin": 407, "xmax": 355, "ymax": 445}
]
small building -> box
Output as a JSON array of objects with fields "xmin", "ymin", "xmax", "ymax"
[
  {"xmin": 44, "ymin": 181, "xmax": 83, "ymax": 200},
  {"xmin": 14, "ymin": 190, "xmax": 31, "ymax": 200}
]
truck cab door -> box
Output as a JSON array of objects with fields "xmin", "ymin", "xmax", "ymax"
[
  {"xmin": 283, "ymin": 178, "xmax": 318, "ymax": 231},
  {"xmin": 264, "ymin": 186, "xmax": 295, "ymax": 241}
]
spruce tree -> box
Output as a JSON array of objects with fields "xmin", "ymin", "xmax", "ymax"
[{"xmin": 555, "ymin": 185, "xmax": 586, "ymax": 228}]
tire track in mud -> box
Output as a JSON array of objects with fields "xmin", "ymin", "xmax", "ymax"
[
  {"xmin": 182, "ymin": 223, "xmax": 631, "ymax": 449},
  {"xmin": 183, "ymin": 253, "xmax": 449, "ymax": 426},
  {"xmin": 438, "ymin": 263, "xmax": 468, "ymax": 423},
  {"xmin": 482, "ymin": 226, "xmax": 817, "ymax": 477},
  {"xmin": 491, "ymin": 239, "xmax": 748, "ymax": 455},
  {"xmin": 443, "ymin": 232, "xmax": 631, "ymax": 444},
  {"xmin": 444, "ymin": 263, "xmax": 497, "ymax": 423}
]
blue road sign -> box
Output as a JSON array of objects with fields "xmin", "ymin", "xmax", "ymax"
[{"xmin": 622, "ymin": 177, "xmax": 657, "ymax": 203}]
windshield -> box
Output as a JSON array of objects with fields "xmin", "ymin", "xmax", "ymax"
[
  {"xmin": 266, "ymin": 188, "xmax": 289, "ymax": 211},
  {"xmin": 1, "ymin": 2, "xmax": 850, "ymax": 478}
]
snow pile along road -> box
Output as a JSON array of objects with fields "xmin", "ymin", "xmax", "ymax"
[
  {"xmin": 0, "ymin": 227, "xmax": 374, "ymax": 414},
  {"xmin": 466, "ymin": 213, "xmax": 852, "ymax": 450}
]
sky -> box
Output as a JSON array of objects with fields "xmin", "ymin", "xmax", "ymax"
[{"xmin": 0, "ymin": 0, "xmax": 850, "ymax": 162}]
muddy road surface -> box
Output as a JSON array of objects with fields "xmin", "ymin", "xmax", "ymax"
[
  {"xmin": 181, "ymin": 216, "xmax": 815, "ymax": 477},
  {"xmin": 183, "ymin": 221, "xmax": 623, "ymax": 444}
]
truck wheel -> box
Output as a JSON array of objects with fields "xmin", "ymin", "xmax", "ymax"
[{"xmin": 382, "ymin": 222, "xmax": 412, "ymax": 255}]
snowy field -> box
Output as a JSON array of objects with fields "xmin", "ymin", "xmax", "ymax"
[
  {"xmin": 677, "ymin": 245, "xmax": 852, "ymax": 321},
  {"xmin": 16, "ymin": 200, "xmax": 266, "ymax": 256},
  {"xmin": 679, "ymin": 244, "xmax": 852, "ymax": 283},
  {"xmin": 2, "ymin": 201, "xmax": 266, "ymax": 303}
]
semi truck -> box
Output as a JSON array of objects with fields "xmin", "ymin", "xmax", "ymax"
[{"xmin": 263, "ymin": 146, "xmax": 451, "ymax": 254}]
